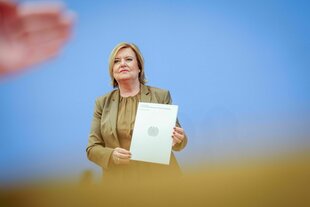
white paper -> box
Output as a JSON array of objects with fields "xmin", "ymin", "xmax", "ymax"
[{"xmin": 130, "ymin": 102, "xmax": 178, "ymax": 165}]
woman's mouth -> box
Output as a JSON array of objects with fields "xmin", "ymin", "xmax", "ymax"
[{"xmin": 120, "ymin": 69, "xmax": 129, "ymax": 73}]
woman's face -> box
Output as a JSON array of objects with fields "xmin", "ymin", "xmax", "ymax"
[{"xmin": 113, "ymin": 47, "xmax": 140, "ymax": 85}]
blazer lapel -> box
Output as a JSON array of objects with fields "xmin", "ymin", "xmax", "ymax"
[
  {"xmin": 109, "ymin": 90, "xmax": 120, "ymax": 146},
  {"xmin": 140, "ymin": 84, "xmax": 151, "ymax": 102}
]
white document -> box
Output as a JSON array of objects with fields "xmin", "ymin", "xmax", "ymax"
[{"xmin": 130, "ymin": 102, "xmax": 178, "ymax": 165}]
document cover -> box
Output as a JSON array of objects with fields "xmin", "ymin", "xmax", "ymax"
[{"xmin": 130, "ymin": 102, "xmax": 178, "ymax": 165}]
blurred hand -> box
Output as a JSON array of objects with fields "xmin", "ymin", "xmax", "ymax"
[
  {"xmin": 172, "ymin": 126, "xmax": 185, "ymax": 146},
  {"xmin": 0, "ymin": 0, "xmax": 74, "ymax": 76},
  {"xmin": 112, "ymin": 147, "xmax": 132, "ymax": 165}
]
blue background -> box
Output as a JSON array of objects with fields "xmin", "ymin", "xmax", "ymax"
[{"xmin": 0, "ymin": 0, "xmax": 309, "ymax": 184}]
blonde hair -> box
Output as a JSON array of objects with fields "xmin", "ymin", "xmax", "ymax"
[{"xmin": 108, "ymin": 42, "xmax": 147, "ymax": 88}]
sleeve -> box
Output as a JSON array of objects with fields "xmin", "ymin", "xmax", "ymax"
[
  {"xmin": 86, "ymin": 98, "xmax": 114, "ymax": 170},
  {"xmin": 163, "ymin": 90, "xmax": 188, "ymax": 151}
]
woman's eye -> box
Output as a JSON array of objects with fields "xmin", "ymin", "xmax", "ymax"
[
  {"xmin": 126, "ymin": 58, "xmax": 133, "ymax": 61},
  {"xmin": 114, "ymin": 59, "xmax": 120, "ymax": 63}
]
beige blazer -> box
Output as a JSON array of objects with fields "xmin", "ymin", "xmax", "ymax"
[{"xmin": 86, "ymin": 84, "xmax": 187, "ymax": 178}]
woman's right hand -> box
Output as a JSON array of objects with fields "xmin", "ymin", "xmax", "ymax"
[{"xmin": 112, "ymin": 147, "xmax": 132, "ymax": 165}]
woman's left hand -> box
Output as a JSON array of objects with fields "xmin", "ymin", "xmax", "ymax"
[{"xmin": 172, "ymin": 126, "xmax": 185, "ymax": 146}]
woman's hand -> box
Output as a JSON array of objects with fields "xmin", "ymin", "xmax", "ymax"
[
  {"xmin": 172, "ymin": 126, "xmax": 185, "ymax": 146},
  {"xmin": 112, "ymin": 147, "xmax": 131, "ymax": 165},
  {"xmin": 0, "ymin": 0, "xmax": 74, "ymax": 76}
]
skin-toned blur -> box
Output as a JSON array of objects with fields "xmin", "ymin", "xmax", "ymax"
[{"xmin": 0, "ymin": 0, "xmax": 74, "ymax": 76}]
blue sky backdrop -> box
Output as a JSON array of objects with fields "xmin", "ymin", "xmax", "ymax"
[{"xmin": 0, "ymin": 0, "xmax": 309, "ymax": 184}]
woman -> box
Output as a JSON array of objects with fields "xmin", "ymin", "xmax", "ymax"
[{"xmin": 86, "ymin": 42, "xmax": 187, "ymax": 182}]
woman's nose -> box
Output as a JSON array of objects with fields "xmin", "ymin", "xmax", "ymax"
[{"xmin": 120, "ymin": 59, "xmax": 126, "ymax": 66}]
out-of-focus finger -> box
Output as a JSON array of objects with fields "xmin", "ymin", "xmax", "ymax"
[
  {"xmin": 17, "ymin": 10, "xmax": 75, "ymax": 35},
  {"xmin": 8, "ymin": 38, "xmax": 64, "ymax": 74},
  {"xmin": 14, "ymin": 3, "xmax": 74, "ymax": 37},
  {"xmin": 18, "ymin": 2, "xmax": 65, "ymax": 17},
  {"xmin": 16, "ymin": 24, "xmax": 71, "ymax": 45}
]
